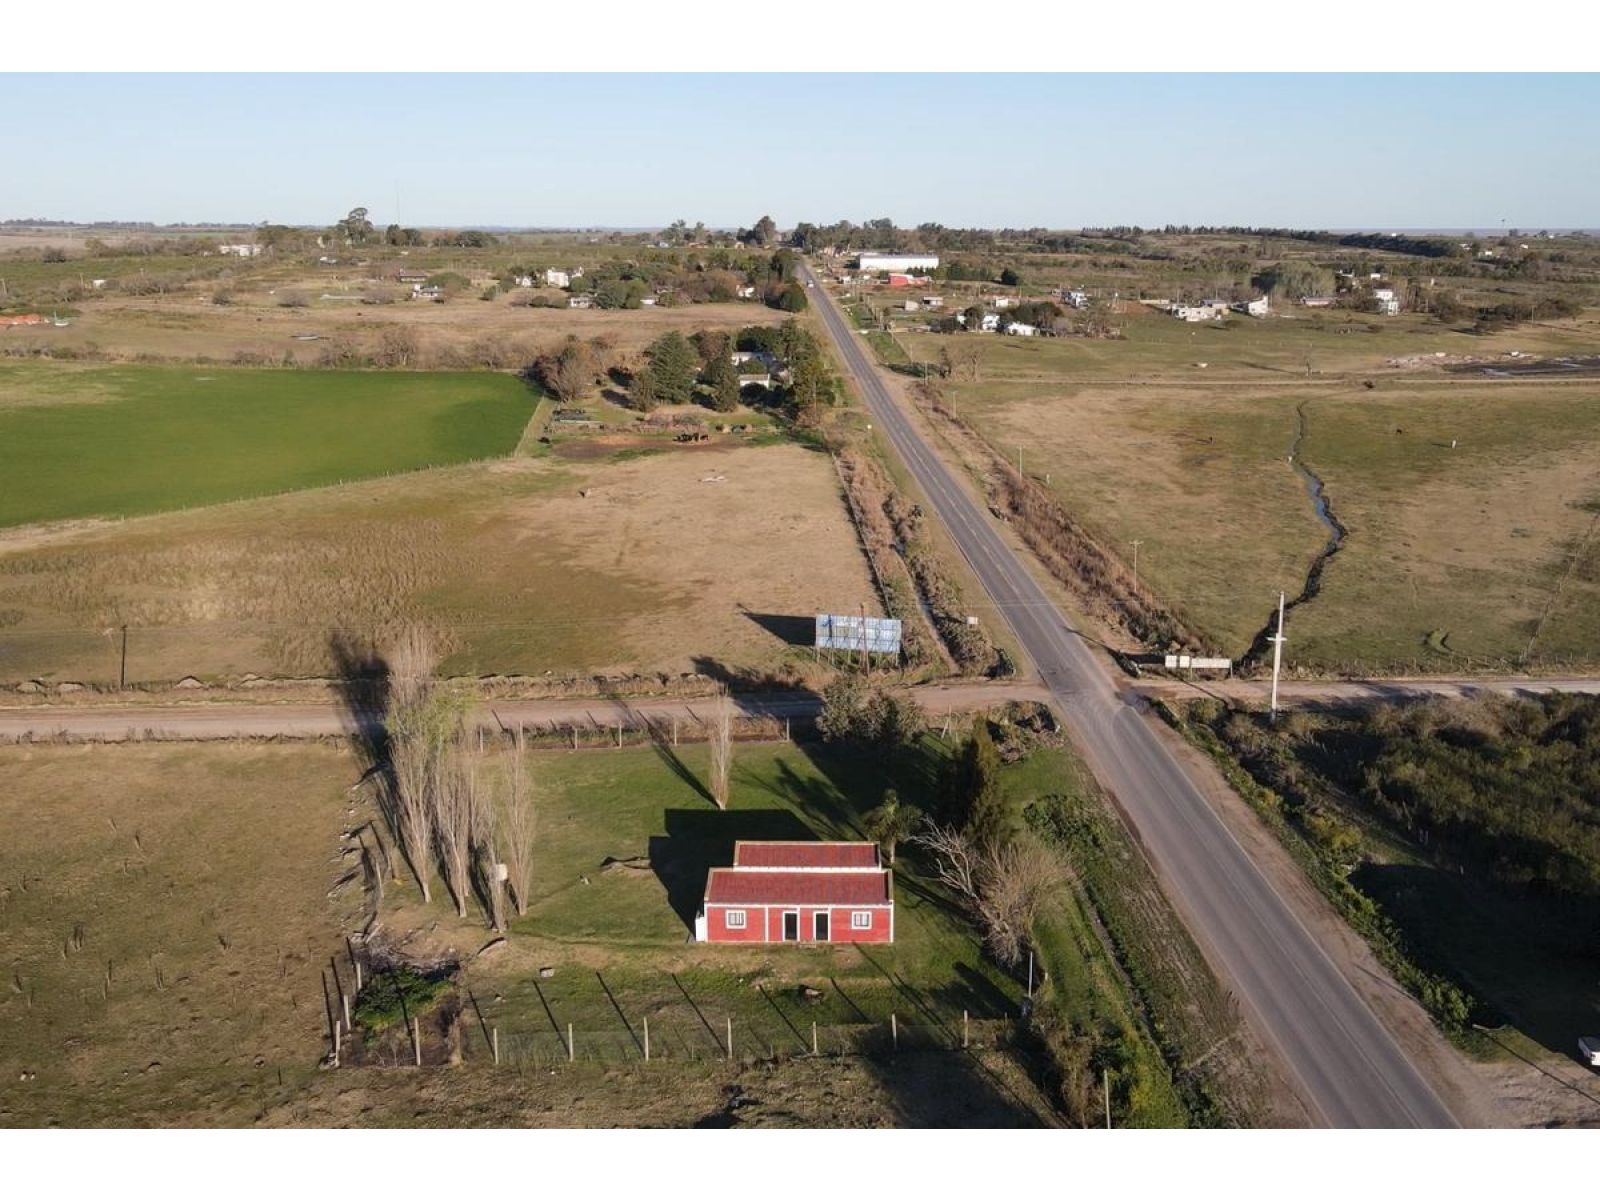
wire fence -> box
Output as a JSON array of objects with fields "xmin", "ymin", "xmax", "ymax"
[{"xmin": 465, "ymin": 1017, "xmax": 1018, "ymax": 1070}]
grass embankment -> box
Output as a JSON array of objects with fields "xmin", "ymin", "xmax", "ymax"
[
  {"xmin": 0, "ymin": 363, "xmax": 533, "ymax": 528},
  {"xmin": 1169, "ymin": 692, "xmax": 1600, "ymax": 1066}
]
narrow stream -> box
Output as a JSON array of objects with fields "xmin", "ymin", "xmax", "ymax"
[{"xmin": 1242, "ymin": 400, "xmax": 1348, "ymax": 667}]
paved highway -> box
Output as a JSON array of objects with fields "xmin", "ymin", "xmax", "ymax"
[{"xmin": 803, "ymin": 263, "xmax": 1459, "ymax": 1128}]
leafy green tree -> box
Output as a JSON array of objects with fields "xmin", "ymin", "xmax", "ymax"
[
  {"xmin": 942, "ymin": 718, "xmax": 1004, "ymax": 844},
  {"xmin": 816, "ymin": 675, "xmax": 869, "ymax": 742},
  {"xmin": 702, "ymin": 353, "xmax": 740, "ymax": 412},
  {"xmin": 961, "ymin": 304, "xmax": 986, "ymax": 332},
  {"xmin": 764, "ymin": 281, "xmax": 808, "ymax": 312},
  {"xmin": 999, "ymin": 267, "xmax": 1022, "ymax": 287},
  {"xmin": 643, "ymin": 331, "xmax": 697, "ymax": 405},
  {"xmin": 751, "ymin": 214, "xmax": 778, "ymax": 246},
  {"xmin": 336, "ymin": 206, "xmax": 374, "ymax": 245},
  {"xmin": 629, "ymin": 363, "xmax": 660, "ymax": 412},
  {"xmin": 863, "ymin": 789, "xmax": 921, "ymax": 866}
]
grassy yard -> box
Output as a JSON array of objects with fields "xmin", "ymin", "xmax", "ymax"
[{"xmin": 0, "ymin": 363, "xmax": 533, "ymax": 528}]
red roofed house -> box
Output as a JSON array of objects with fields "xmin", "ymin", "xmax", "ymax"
[{"xmin": 695, "ymin": 841, "xmax": 893, "ymax": 945}]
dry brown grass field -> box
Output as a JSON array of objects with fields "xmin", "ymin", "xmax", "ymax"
[
  {"xmin": 883, "ymin": 307, "xmax": 1600, "ymax": 673},
  {"xmin": 0, "ymin": 440, "xmax": 878, "ymax": 685},
  {"xmin": 10, "ymin": 290, "xmax": 763, "ymax": 365}
]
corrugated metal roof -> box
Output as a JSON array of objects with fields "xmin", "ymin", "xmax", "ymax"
[
  {"xmin": 705, "ymin": 868, "xmax": 891, "ymax": 905},
  {"xmin": 732, "ymin": 841, "xmax": 880, "ymax": 870}
]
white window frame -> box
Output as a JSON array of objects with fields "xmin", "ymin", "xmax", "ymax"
[
  {"xmin": 851, "ymin": 910, "xmax": 872, "ymax": 930},
  {"xmin": 725, "ymin": 909, "xmax": 747, "ymax": 929}
]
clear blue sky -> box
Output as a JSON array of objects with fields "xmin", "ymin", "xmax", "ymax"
[{"xmin": 2, "ymin": 74, "xmax": 1595, "ymax": 230}]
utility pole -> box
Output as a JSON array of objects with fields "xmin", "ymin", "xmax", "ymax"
[
  {"xmin": 1268, "ymin": 591, "xmax": 1287, "ymax": 720},
  {"xmin": 1129, "ymin": 540, "xmax": 1144, "ymax": 591}
]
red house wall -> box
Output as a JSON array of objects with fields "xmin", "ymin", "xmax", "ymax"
[{"xmin": 705, "ymin": 904, "xmax": 891, "ymax": 944}]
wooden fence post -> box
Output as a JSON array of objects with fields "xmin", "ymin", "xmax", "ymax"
[
  {"xmin": 342, "ymin": 992, "xmax": 351, "ymax": 1034},
  {"xmin": 643, "ymin": 1017, "xmax": 650, "ymax": 1062},
  {"xmin": 568, "ymin": 1023, "xmax": 575, "ymax": 1062},
  {"xmin": 726, "ymin": 1016, "xmax": 733, "ymax": 1061},
  {"xmin": 963, "ymin": 1010, "xmax": 969, "ymax": 1049},
  {"xmin": 412, "ymin": 1017, "xmax": 422, "ymax": 1067},
  {"xmin": 891, "ymin": 1012, "xmax": 898, "ymax": 1051},
  {"xmin": 492, "ymin": 1027, "xmax": 500, "ymax": 1066},
  {"xmin": 811, "ymin": 1021, "xmax": 818, "ymax": 1056}
]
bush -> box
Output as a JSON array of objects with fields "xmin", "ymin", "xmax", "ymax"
[{"xmin": 352, "ymin": 965, "xmax": 453, "ymax": 1033}]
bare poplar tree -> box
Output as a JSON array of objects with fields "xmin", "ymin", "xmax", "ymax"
[
  {"xmin": 912, "ymin": 821, "xmax": 1058, "ymax": 967},
  {"xmin": 384, "ymin": 626, "xmax": 441, "ymax": 903},
  {"xmin": 468, "ymin": 741, "xmax": 506, "ymax": 933},
  {"xmin": 501, "ymin": 727, "xmax": 537, "ymax": 917},
  {"xmin": 433, "ymin": 738, "xmax": 477, "ymax": 919},
  {"xmin": 707, "ymin": 689, "xmax": 733, "ymax": 811}
]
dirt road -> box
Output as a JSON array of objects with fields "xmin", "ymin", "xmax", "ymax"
[{"xmin": 0, "ymin": 681, "xmax": 1050, "ymax": 742}]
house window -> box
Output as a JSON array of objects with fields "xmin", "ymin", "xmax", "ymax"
[
  {"xmin": 725, "ymin": 910, "xmax": 747, "ymax": 929},
  {"xmin": 851, "ymin": 911, "xmax": 872, "ymax": 930}
]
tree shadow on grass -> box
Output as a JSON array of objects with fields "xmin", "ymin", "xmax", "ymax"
[
  {"xmin": 649, "ymin": 807, "xmax": 816, "ymax": 931},
  {"xmin": 740, "ymin": 610, "xmax": 817, "ymax": 648}
]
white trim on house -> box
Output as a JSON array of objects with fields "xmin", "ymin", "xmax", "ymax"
[
  {"xmin": 725, "ymin": 909, "xmax": 747, "ymax": 928},
  {"xmin": 851, "ymin": 910, "xmax": 872, "ymax": 929}
]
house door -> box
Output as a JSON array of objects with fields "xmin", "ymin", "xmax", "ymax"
[
  {"xmin": 814, "ymin": 912, "xmax": 830, "ymax": 942},
  {"xmin": 782, "ymin": 911, "xmax": 799, "ymax": 942}
]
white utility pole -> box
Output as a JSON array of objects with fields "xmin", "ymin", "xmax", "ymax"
[{"xmin": 1268, "ymin": 591, "xmax": 1287, "ymax": 720}]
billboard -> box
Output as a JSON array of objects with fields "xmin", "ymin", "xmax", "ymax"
[
  {"xmin": 1164, "ymin": 654, "xmax": 1232, "ymax": 671},
  {"xmin": 816, "ymin": 614, "xmax": 903, "ymax": 655}
]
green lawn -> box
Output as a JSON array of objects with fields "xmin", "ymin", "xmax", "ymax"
[{"xmin": 0, "ymin": 363, "xmax": 533, "ymax": 527}]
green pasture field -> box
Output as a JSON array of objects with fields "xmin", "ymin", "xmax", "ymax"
[{"xmin": 0, "ymin": 363, "xmax": 534, "ymax": 528}]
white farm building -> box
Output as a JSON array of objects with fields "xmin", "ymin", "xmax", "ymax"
[{"xmin": 856, "ymin": 252, "xmax": 940, "ymax": 273}]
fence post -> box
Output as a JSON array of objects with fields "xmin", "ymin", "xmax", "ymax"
[
  {"xmin": 492, "ymin": 1027, "xmax": 500, "ymax": 1066},
  {"xmin": 812, "ymin": 1021, "xmax": 818, "ymax": 1056},
  {"xmin": 891, "ymin": 1012, "xmax": 898, "ymax": 1051},
  {"xmin": 643, "ymin": 1017, "xmax": 650, "ymax": 1062},
  {"xmin": 412, "ymin": 1017, "xmax": 422, "ymax": 1067},
  {"xmin": 342, "ymin": 991, "xmax": 351, "ymax": 1034},
  {"xmin": 726, "ymin": 1016, "xmax": 733, "ymax": 1061},
  {"xmin": 568, "ymin": 1023, "xmax": 575, "ymax": 1062},
  {"xmin": 963, "ymin": 1009, "xmax": 969, "ymax": 1049},
  {"xmin": 333, "ymin": 1020, "xmax": 341, "ymax": 1065}
]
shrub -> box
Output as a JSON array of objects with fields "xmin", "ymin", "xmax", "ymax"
[{"xmin": 352, "ymin": 965, "xmax": 453, "ymax": 1033}]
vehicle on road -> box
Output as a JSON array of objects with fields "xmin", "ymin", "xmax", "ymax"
[{"xmin": 1581, "ymin": 1036, "xmax": 1600, "ymax": 1067}]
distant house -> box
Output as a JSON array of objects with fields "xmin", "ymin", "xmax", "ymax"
[
  {"xmin": 979, "ymin": 313, "xmax": 1001, "ymax": 332},
  {"xmin": 736, "ymin": 285, "xmax": 757, "ymax": 299},
  {"xmin": 886, "ymin": 273, "xmax": 921, "ymax": 288},
  {"xmin": 513, "ymin": 274, "xmax": 535, "ymax": 288},
  {"xmin": 737, "ymin": 373, "xmax": 773, "ymax": 390},
  {"xmin": 990, "ymin": 296, "xmax": 1016, "ymax": 309},
  {"xmin": 217, "ymin": 243, "xmax": 261, "ymax": 257},
  {"xmin": 1005, "ymin": 321, "xmax": 1038, "ymax": 337},
  {"xmin": 396, "ymin": 270, "xmax": 429, "ymax": 285},
  {"xmin": 1373, "ymin": 287, "xmax": 1400, "ymax": 315},
  {"xmin": 1233, "ymin": 296, "xmax": 1270, "ymax": 317},
  {"xmin": 640, "ymin": 296, "xmax": 658, "ymax": 306},
  {"xmin": 922, "ymin": 295, "xmax": 944, "ymax": 308},
  {"xmin": 1171, "ymin": 302, "xmax": 1226, "ymax": 322},
  {"xmin": 902, "ymin": 299, "xmax": 921, "ymax": 311},
  {"xmin": 413, "ymin": 285, "xmax": 444, "ymax": 301},
  {"xmin": 567, "ymin": 294, "xmax": 594, "ymax": 309},
  {"xmin": 1300, "ymin": 295, "xmax": 1336, "ymax": 308},
  {"xmin": 544, "ymin": 268, "xmax": 572, "ymax": 289},
  {"xmin": 694, "ymin": 842, "xmax": 893, "ymax": 944}
]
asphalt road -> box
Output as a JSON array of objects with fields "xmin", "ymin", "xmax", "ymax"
[{"xmin": 803, "ymin": 263, "xmax": 1459, "ymax": 1128}]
